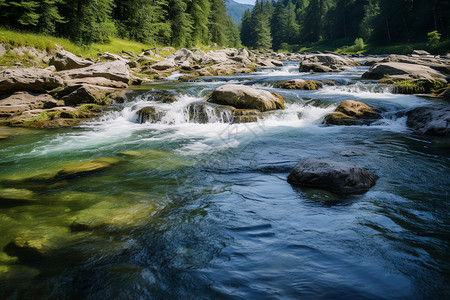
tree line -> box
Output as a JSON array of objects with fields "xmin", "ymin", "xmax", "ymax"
[
  {"xmin": 0, "ymin": 0, "xmax": 241, "ymax": 48},
  {"xmin": 240, "ymin": 0, "xmax": 450, "ymax": 50}
]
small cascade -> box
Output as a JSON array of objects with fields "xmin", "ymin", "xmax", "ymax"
[{"xmin": 185, "ymin": 102, "xmax": 234, "ymax": 124}]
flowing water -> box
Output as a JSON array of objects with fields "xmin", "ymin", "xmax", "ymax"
[{"xmin": 0, "ymin": 63, "xmax": 449, "ymax": 299}]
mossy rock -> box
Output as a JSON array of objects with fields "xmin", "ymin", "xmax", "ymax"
[
  {"xmin": 4, "ymin": 226, "xmax": 71, "ymax": 260},
  {"xmin": 0, "ymin": 252, "xmax": 18, "ymax": 264},
  {"xmin": 57, "ymin": 157, "xmax": 120, "ymax": 179},
  {"xmin": 280, "ymin": 79, "xmax": 322, "ymax": 90},
  {"xmin": 0, "ymin": 188, "xmax": 36, "ymax": 205},
  {"xmin": 379, "ymin": 78, "xmax": 446, "ymax": 94},
  {"xmin": 70, "ymin": 201, "xmax": 156, "ymax": 232},
  {"xmin": 118, "ymin": 150, "xmax": 144, "ymax": 157}
]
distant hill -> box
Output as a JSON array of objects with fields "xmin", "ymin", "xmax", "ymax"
[{"xmin": 225, "ymin": 0, "xmax": 253, "ymax": 25}]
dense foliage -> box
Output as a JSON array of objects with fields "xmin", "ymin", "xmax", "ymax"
[
  {"xmin": 0, "ymin": 0, "xmax": 241, "ymax": 47},
  {"xmin": 241, "ymin": 0, "xmax": 450, "ymax": 50}
]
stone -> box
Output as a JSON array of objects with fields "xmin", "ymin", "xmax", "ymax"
[
  {"xmin": 300, "ymin": 53, "xmax": 358, "ymax": 72},
  {"xmin": 4, "ymin": 226, "xmax": 70, "ymax": 260},
  {"xmin": 208, "ymin": 84, "xmax": 285, "ymax": 112},
  {"xmin": 362, "ymin": 62, "xmax": 446, "ymax": 81},
  {"xmin": 0, "ymin": 92, "xmax": 63, "ymax": 117},
  {"xmin": 0, "ymin": 188, "xmax": 36, "ymax": 204},
  {"xmin": 280, "ymin": 79, "xmax": 322, "ymax": 90},
  {"xmin": 70, "ymin": 201, "xmax": 156, "ymax": 232},
  {"xmin": 118, "ymin": 151, "xmax": 144, "ymax": 157},
  {"xmin": 412, "ymin": 50, "xmax": 431, "ymax": 56},
  {"xmin": 0, "ymin": 68, "xmax": 64, "ymax": 94},
  {"xmin": 57, "ymin": 157, "xmax": 120, "ymax": 179},
  {"xmin": 49, "ymin": 50, "xmax": 93, "ymax": 71},
  {"xmin": 406, "ymin": 106, "xmax": 450, "ymax": 136},
  {"xmin": 57, "ymin": 60, "xmax": 130, "ymax": 84},
  {"xmin": 151, "ymin": 59, "xmax": 176, "ymax": 71},
  {"xmin": 65, "ymin": 77, "xmax": 128, "ymax": 88},
  {"xmin": 136, "ymin": 106, "xmax": 164, "ymax": 124},
  {"xmin": 323, "ymin": 100, "xmax": 381, "ymax": 125},
  {"xmin": 58, "ymin": 84, "xmax": 117, "ymax": 106},
  {"xmin": 287, "ymin": 158, "xmax": 378, "ymax": 195},
  {"xmin": 97, "ymin": 51, "xmax": 129, "ymax": 63}
]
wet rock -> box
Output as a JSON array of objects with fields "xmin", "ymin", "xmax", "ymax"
[
  {"xmin": 0, "ymin": 188, "xmax": 36, "ymax": 204},
  {"xmin": 300, "ymin": 54, "xmax": 358, "ymax": 72},
  {"xmin": 232, "ymin": 109, "xmax": 259, "ymax": 123},
  {"xmin": 4, "ymin": 226, "xmax": 70, "ymax": 260},
  {"xmin": 323, "ymin": 100, "xmax": 381, "ymax": 125},
  {"xmin": 380, "ymin": 79, "xmax": 447, "ymax": 94},
  {"xmin": 0, "ymin": 92, "xmax": 63, "ymax": 117},
  {"xmin": 406, "ymin": 106, "xmax": 450, "ymax": 136},
  {"xmin": 186, "ymin": 102, "xmax": 234, "ymax": 124},
  {"xmin": 0, "ymin": 68, "xmax": 64, "ymax": 94},
  {"xmin": 118, "ymin": 151, "xmax": 144, "ymax": 157},
  {"xmin": 208, "ymin": 84, "xmax": 285, "ymax": 112},
  {"xmin": 57, "ymin": 61, "xmax": 130, "ymax": 84},
  {"xmin": 362, "ymin": 62, "xmax": 446, "ymax": 81},
  {"xmin": 287, "ymin": 158, "xmax": 378, "ymax": 195},
  {"xmin": 280, "ymin": 79, "xmax": 322, "ymax": 90},
  {"xmin": 57, "ymin": 157, "xmax": 120, "ymax": 179},
  {"xmin": 49, "ymin": 50, "xmax": 93, "ymax": 71},
  {"xmin": 70, "ymin": 201, "xmax": 156, "ymax": 232},
  {"xmin": 136, "ymin": 106, "xmax": 165, "ymax": 124}
]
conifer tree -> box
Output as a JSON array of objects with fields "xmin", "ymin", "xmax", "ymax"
[{"xmin": 209, "ymin": 0, "xmax": 230, "ymax": 46}]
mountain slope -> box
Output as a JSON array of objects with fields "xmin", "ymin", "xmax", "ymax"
[{"xmin": 225, "ymin": 0, "xmax": 253, "ymax": 25}]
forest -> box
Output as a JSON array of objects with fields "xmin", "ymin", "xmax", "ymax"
[
  {"xmin": 0, "ymin": 0, "xmax": 449, "ymax": 51},
  {"xmin": 242, "ymin": 0, "xmax": 450, "ymax": 51}
]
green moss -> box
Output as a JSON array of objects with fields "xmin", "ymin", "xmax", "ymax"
[
  {"xmin": 80, "ymin": 104, "xmax": 102, "ymax": 112},
  {"xmin": 0, "ymin": 50, "xmax": 44, "ymax": 68},
  {"xmin": 381, "ymin": 79, "xmax": 446, "ymax": 94}
]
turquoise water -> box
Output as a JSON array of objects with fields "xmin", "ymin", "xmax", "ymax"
[{"xmin": 0, "ymin": 63, "xmax": 449, "ymax": 299}]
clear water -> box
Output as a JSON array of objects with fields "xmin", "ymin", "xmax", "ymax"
[{"xmin": 0, "ymin": 63, "xmax": 449, "ymax": 299}]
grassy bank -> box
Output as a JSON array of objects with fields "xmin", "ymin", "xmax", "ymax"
[{"xmin": 0, "ymin": 28, "xmax": 155, "ymax": 59}]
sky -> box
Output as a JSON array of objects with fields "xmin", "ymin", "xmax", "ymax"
[{"xmin": 234, "ymin": 0, "xmax": 255, "ymax": 4}]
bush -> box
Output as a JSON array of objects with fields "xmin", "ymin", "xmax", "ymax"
[{"xmin": 427, "ymin": 31, "xmax": 441, "ymax": 48}]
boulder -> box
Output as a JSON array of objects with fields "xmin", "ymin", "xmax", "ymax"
[
  {"xmin": 406, "ymin": 106, "xmax": 450, "ymax": 136},
  {"xmin": 57, "ymin": 61, "xmax": 130, "ymax": 84},
  {"xmin": 300, "ymin": 54, "xmax": 358, "ymax": 72},
  {"xmin": 49, "ymin": 50, "xmax": 93, "ymax": 71},
  {"xmin": 412, "ymin": 50, "xmax": 431, "ymax": 56},
  {"xmin": 57, "ymin": 157, "xmax": 120, "ymax": 179},
  {"xmin": 362, "ymin": 62, "xmax": 446, "ymax": 81},
  {"xmin": 58, "ymin": 84, "xmax": 118, "ymax": 106},
  {"xmin": 323, "ymin": 100, "xmax": 381, "ymax": 125},
  {"xmin": 287, "ymin": 158, "xmax": 379, "ymax": 195},
  {"xmin": 172, "ymin": 48, "xmax": 194, "ymax": 64},
  {"xmin": 65, "ymin": 77, "xmax": 128, "ymax": 88},
  {"xmin": 4, "ymin": 226, "xmax": 70, "ymax": 260},
  {"xmin": 280, "ymin": 79, "xmax": 322, "ymax": 90},
  {"xmin": 186, "ymin": 102, "xmax": 234, "ymax": 124},
  {"xmin": 208, "ymin": 84, "xmax": 284, "ymax": 112},
  {"xmin": 0, "ymin": 92, "xmax": 63, "ymax": 117},
  {"xmin": 97, "ymin": 51, "xmax": 129, "ymax": 63},
  {"xmin": 151, "ymin": 59, "xmax": 176, "ymax": 71},
  {"xmin": 0, "ymin": 68, "xmax": 64, "ymax": 94},
  {"xmin": 136, "ymin": 107, "xmax": 165, "ymax": 124}
]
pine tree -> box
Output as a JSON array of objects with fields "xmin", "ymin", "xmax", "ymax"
[
  {"xmin": 252, "ymin": 0, "xmax": 272, "ymax": 49},
  {"xmin": 225, "ymin": 16, "xmax": 241, "ymax": 48},
  {"xmin": 209, "ymin": 0, "xmax": 229, "ymax": 46},
  {"xmin": 189, "ymin": 0, "xmax": 210, "ymax": 46},
  {"xmin": 168, "ymin": 0, "xmax": 192, "ymax": 47},
  {"xmin": 240, "ymin": 9, "xmax": 253, "ymax": 48}
]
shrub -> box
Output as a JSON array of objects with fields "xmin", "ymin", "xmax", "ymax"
[{"xmin": 427, "ymin": 31, "xmax": 441, "ymax": 48}]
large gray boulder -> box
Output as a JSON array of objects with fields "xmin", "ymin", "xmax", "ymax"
[
  {"xmin": 300, "ymin": 53, "xmax": 358, "ymax": 72},
  {"xmin": 208, "ymin": 84, "xmax": 285, "ymax": 112},
  {"xmin": 151, "ymin": 59, "xmax": 176, "ymax": 71},
  {"xmin": 406, "ymin": 106, "xmax": 450, "ymax": 136},
  {"xmin": 49, "ymin": 50, "xmax": 93, "ymax": 71},
  {"xmin": 57, "ymin": 61, "xmax": 130, "ymax": 84},
  {"xmin": 0, "ymin": 92, "xmax": 63, "ymax": 117},
  {"xmin": 0, "ymin": 68, "xmax": 64, "ymax": 94},
  {"xmin": 362, "ymin": 62, "xmax": 445, "ymax": 81},
  {"xmin": 57, "ymin": 84, "xmax": 118, "ymax": 106},
  {"xmin": 288, "ymin": 159, "xmax": 379, "ymax": 195}
]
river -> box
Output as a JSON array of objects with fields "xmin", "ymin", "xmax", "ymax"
[{"xmin": 0, "ymin": 62, "xmax": 449, "ymax": 299}]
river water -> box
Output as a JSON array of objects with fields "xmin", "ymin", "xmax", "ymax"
[{"xmin": 0, "ymin": 63, "xmax": 449, "ymax": 299}]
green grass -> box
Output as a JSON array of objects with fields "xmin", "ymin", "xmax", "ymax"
[{"xmin": 0, "ymin": 28, "xmax": 155, "ymax": 59}]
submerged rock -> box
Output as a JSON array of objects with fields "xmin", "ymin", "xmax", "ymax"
[
  {"xmin": 0, "ymin": 188, "xmax": 36, "ymax": 204},
  {"xmin": 4, "ymin": 226, "xmax": 70, "ymax": 260},
  {"xmin": 287, "ymin": 158, "xmax": 378, "ymax": 195},
  {"xmin": 323, "ymin": 100, "xmax": 381, "ymax": 125},
  {"xmin": 208, "ymin": 84, "xmax": 284, "ymax": 112},
  {"xmin": 70, "ymin": 201, "xmax": 156, "ymax": 232},
  {"xmin": 406, "ymin": 106, "xmax": 450, "ymax": 136},
  {"xmin": 57, "ymin": 157, "xmax": 120, "ymax": 179},
  {"xmin": 0, "ymin": 68, "xmax": 64, "ymax": 94}
]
